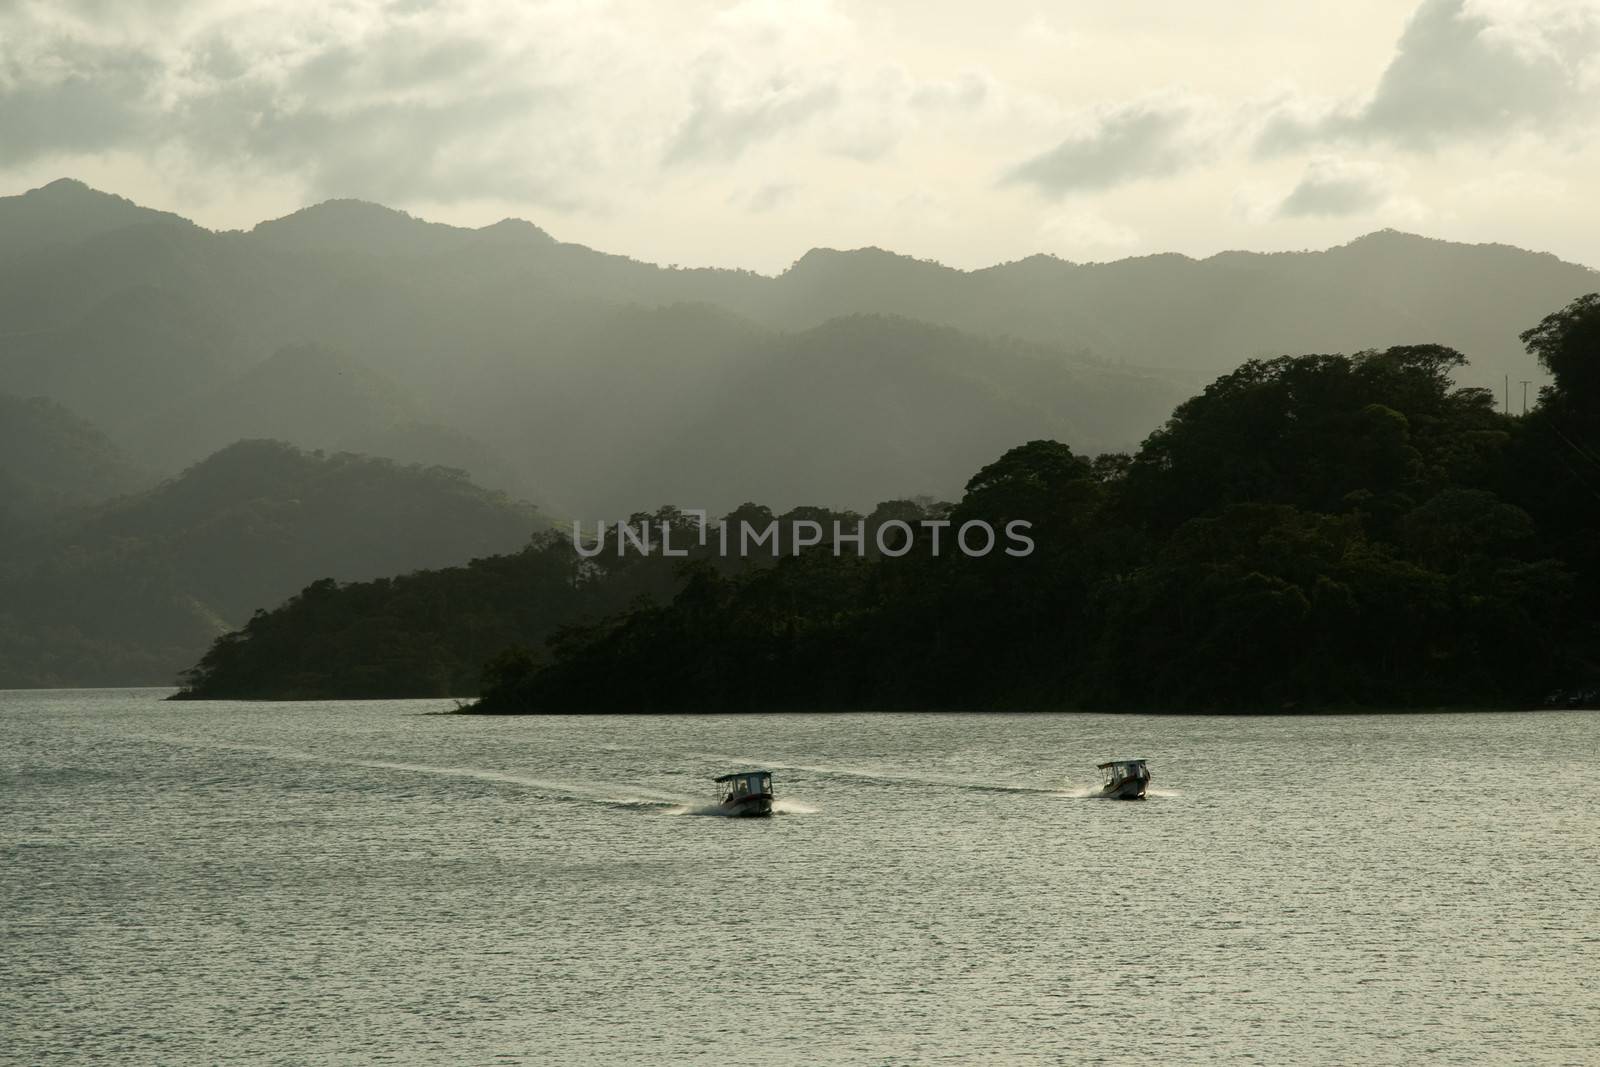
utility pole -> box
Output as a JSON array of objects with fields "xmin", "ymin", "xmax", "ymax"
[
  {"xmin": 1520, "ymin": 380, "xmax": 1531, "ymax": 415},
  {"xmin": 1504, "ymin": 375, "xmax": 1510, "ymax": 415}
]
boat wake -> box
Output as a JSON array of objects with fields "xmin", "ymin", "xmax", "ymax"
[
  {"xmin": 772, "ymin": 798, "xmax": 820, "ymax": 814},
  {"xmin": 664, "ymin": 798, "xmax": 818, "ymax": 817},
  {"xmin": 692, "ymin": 753, "xmax": 1076, "ymax": 797},
  {"xmin": 135, "ymin": 734, "xmax": 1160, "ymax": 810},
  {"xmin": 132, "ymin": 733, "xmax": 694, "ymax": 809},
  {"xmin": 1055, "ymin": 785, "xmax": 1183, "ymax": 800}
]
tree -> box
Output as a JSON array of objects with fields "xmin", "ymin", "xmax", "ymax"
[{"xmin": 1520, "ymin": 293, "xmax": 1600, "ymax": 417}]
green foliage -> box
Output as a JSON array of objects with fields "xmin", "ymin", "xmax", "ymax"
[
  {"xmin": 468, "ymin": 333, "xmax": 1595, "ymax": 713},
  {"xmin": 175, "ymin": 542, "xmax": 582, "ymax": 699},
  {"xmin": 1520, "ymin": 293, "xmax": 1600, "ymax": 415}
]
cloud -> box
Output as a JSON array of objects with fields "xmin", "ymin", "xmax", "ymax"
[
  {"xmin": 0, "ymin": 0, "xmax": 1007, "ymax": 211},
  {"xmin": 1003, "ymin": 96, "xmax": 1207, "ymax": 196},
  {"xmin": 1276, "ymin": 158, "xmax": 1408, "ymax": 217},
  {"xmin": 659, "ymin": 0, "xmax": 851, "ymax": 166},
  {"xmin": 1259, "ymin": 0, "xmax": 1600, "ymax": 153},
  {"xmin": 746, "ymin": 181, "xmax": 796, "ymax": 212},
  {"xmin": 0, "ymin": 40, "xmax": 162, "ymax": 164},
  {"xmin": 0, "ymin": 2, "xmax": 611, "ymax": 205},
  {"xmin": 661, "ymin": 4, "xmax": 994, "ymax": 168},
  {"xmin": 664, "ymin": 77, "xmax": 840, "ymax": 166},
  {"xmin": 908, "ymin": 70, "xmax": 992, "ymax": 112}
]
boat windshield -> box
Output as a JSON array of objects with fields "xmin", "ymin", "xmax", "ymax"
[
  {"xmin": 719, "ymin": 773, "xmax": 772, "ymax": 799},
  {"xmin": 1103, "ymin": 762, "xmax": 1145, "ymax": 783}
]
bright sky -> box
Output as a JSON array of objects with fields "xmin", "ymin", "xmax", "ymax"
[{"xmin": 1, "ymin": 0, "xmax": 1596, "ymax": 272}]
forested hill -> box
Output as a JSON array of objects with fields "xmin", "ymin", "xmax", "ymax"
[
  {"xmin": 0, "ymin": 440, "xmax": 543, "ymax": 688},
  {"xmin": 2, "ymin": 178, "xmax": 1595, "ymax": 515},
  {"xmin": 474, "ymin": 297, "xmax": 1600, "ymax": 712},
  {"xmin": 0, "ymin": 391, "xmax": 146, "ymax": 531},
  {"xmin": 176, "ymin": 296, "xmax": 1600, "ymax": 710}
]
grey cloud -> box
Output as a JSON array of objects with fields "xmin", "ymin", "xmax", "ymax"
[
  {"xmin": 291, "ymin": 32, "xmax": 492, "ymax": 96},
  {"xmin": 663, "ymin": 79, "xmax": 840, "ymax": 166},
  {"xmin": 179, "ymin": 78, "xmax": 564, "ymax": 202},
  {"xmin": 746, "ymin": 182, "xmax": 796, "ymax": 212},
  {"xmin": 183, "ymin": 35, "xmax": 251, "ymax": 82},
  {"xmin": 1277, "ymin": 163, "xmax": 1394, "ymax": 217},
  {"xmin": 0, "ymin": 41, "xmax": 161, "ymax": 164},
  {"xmin": 1003, "ymin": 100, "xmax": 1197, "ymax": 195},
  {"xmin": 0, "ymin": 10, "xmax": 580, "ymax": 206},
  {"xmin": 1260, "ymin": 0, "xmax": 1600, "ymax": 154}
]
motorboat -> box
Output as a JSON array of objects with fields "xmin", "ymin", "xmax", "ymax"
[
  {"xmin": 714, "ymin": 770, "xmax": 774, "ymax": 817},
  {"xmin": 1096, "ymin": 758, "xmax": 1150, "ymax": 800}
]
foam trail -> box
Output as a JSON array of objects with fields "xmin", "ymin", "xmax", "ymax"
[
  {"xmin": 351, "ymin": 759, "xmax": 693, "ymax": 808},
  {"xmin": 693, "ymin": 752, "xmax": 1067, "ymax": 796},
  {"xmin": 1056, "ymin": 784, "xmax": 1182, "ymax": 800},
  {"xmin": 134, "ymin": 733, "xmax": 694, "ymax": 808},
  {"xmin": 666, "ymin": 803, "xmax": 740, "ymax": 817},
  {"xmin": 665, "ymin": 797, "xmax": 818, "ymax": 817}
]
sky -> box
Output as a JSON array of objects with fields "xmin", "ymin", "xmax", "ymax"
[{"xmin": 1, "ymin": 0, "xmax": 1597, "ymax": 273}]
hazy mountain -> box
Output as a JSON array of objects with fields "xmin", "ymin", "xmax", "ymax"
[
  {"xmin": 0, "ymin": 440, "xmax": 545, "ymax": 687},
  {"xmin": 250, "ymin": 199, "xmax": 556, "ymax": 258},
  {"xmin": 956, "ymin": 231, "xmax": 1597, "ymax": 395},
  {"xmin": 1, "ymin": 179, "xmax": 1594, "ymax": 516},
  {"xmin": 0, "ymin": 285, "xmax": 245, "ymax": 435},
  {"xmin": 0, "ymin": 392, "xmax": 145, "ymax": 530},
  {"xmin": 0, "ymin": 178, "xmax": 190, "ymax": 266},
  {"xmin": 334, "ymin": 420, "xmax": 548, "ymax": 508},
  {"xmin": 746, "ymin": 235, "xmax": 1599, "ymax": 396},
  {"xmin": 126, "ymin": 341, "xmax": 423, "ymax": 471},
  {"xmin": 596, "ymin": 314, "xmax": 1183, "ymax": 514}
]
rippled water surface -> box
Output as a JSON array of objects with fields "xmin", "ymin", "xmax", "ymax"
[{"xmin": 3, "ymin": 690, "xmax": 1597, "ymax": 1064}]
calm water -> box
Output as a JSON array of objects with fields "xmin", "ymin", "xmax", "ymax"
[{"xmin": 3, "ymin": 690, "xmax": 1597, "ymax": 1065}]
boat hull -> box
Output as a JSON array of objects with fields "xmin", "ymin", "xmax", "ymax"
[
  {"xmin": 1098, "ymin": 779, "xmax": 1147, "ymax": 800},
  {"xmin": 722, "ymin": 794, "xmax": 774, "ymax": 817}
]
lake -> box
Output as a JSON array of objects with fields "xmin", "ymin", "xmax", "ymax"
[{"xmin": 3, "ymin": 689, "xmax": 1596, "ymax": 1064}]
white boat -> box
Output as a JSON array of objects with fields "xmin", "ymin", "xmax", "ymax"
[{"xmin": 1096, "ymin": 758, "xmax": 1150, "ymax": 800}]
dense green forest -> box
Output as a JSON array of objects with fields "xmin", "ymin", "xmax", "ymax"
[
  {"xmin": 178, "ymin": 296, "xmax": 1600, "ymax": 710},
  {"xmin": 174, "ymin": 500, "xmax": 946, "ymax": 698}
]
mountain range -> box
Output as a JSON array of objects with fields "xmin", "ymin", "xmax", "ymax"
[
  {"xmin": 3, "ymin": 177, "xmax": 1597, "ymax": 687},
  {"xmin": 4, "ymin": 178, "xmax": 1594, "ymax": 519}
]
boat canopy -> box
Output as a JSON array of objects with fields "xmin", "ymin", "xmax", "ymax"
[
  {"xmin": 715, "ymin": 769, "xmax": 773, "ymax": 802},
  {"xmin": 713, "ymin": 769, "xmax": 772, "ymax": 783},
  {"xmin": 1098, "ymin": 758, "xmax": 1150, "ymax": 786}
]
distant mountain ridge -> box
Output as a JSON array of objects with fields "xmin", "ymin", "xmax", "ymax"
[
  {"xmin": 0, "ymin": 391, "xmax": 146, "ymax": 529},
  {"xmin": 0, "ymin": 178, "xmax": 1594, "ymax": 516},
  {"xmin": 0, "ymin": 439, "xmax": 544, "ymax": 687},
  {"xmin": 0, "ymin": 178, "xmax": 194, "ymax": 265},
  {"xmin": 248, "ymin": 198, "xmax": 557, "ymax": 256}
]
